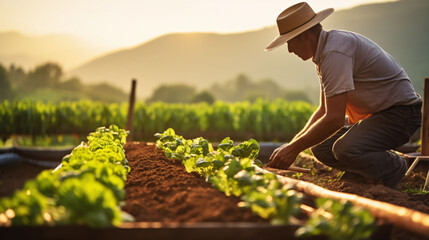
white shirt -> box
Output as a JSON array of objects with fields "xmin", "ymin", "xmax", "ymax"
[{"xmin": 313, "ymin": 29, "xmax": 420, "ymax": 123}]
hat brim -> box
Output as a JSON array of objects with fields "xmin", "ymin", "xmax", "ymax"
[{"xmin": 264, "ymin": 8, "xmax": 334, "ymax": 52}]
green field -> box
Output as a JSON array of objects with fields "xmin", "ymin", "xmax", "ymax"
[{"xmin": 0, "ymin": 99, "xmax": 315, "ymax": 143}]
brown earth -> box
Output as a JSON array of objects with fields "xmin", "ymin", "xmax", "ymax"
[
  {"xmin": 122, "ymin": 142, "xmax": 265, "ymax": 223},
  {"xmin": 0, "ymin": 161, "xmax": 50, "ymax": 198}
]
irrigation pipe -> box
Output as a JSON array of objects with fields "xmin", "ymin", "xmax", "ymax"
[{"xmin": 256, "ymin": 166, "xmax": 429, "ymax": 237}]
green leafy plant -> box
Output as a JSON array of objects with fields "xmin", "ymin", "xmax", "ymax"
[
  {"xmin": 155, "ymin": 129, "xmax": 303, "ymax": 224},
  {"xmin": 0, "ymin": 125, "xmax": 131, "ymax": 228},
  {"xmin": 155, "ymin": 128, "xmax": 376, "ymax": 239},
  {"xmin": 402, "ymin": 185, "xmax": 429, "ymax": 195},
  {"xmin": 292, "ymin": 172, "xmax": 303, "ymax": 180},
  {"xmin": 57, "ymin": 174, "xmax": 122, "ymax": 228},
  {"xmin": 295, "ymin": 198, "xmax": 375, "ymax": 240}
]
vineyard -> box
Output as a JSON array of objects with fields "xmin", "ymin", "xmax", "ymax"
[{"xmin": 0, "ymin": 99, "xmax": 314, "ymax": 142}]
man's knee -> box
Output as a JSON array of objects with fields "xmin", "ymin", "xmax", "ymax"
[
  {"xmin": 310, "ymin": 143, "xmax": 347, "ymax": 170},
  {"xmin": 310, "ymin": 144, "xmax": 329, "ymax": 161},
  {"xmin": 332, "ymin": 137, "xmax": 357, "ymax": 164}
]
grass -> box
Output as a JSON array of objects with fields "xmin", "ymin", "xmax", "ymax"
[
  {"xmin": 328, "ymin": 171, "xmax": 345, "ymax": 183},
  {"xmin": 291, "ymin": 172, "xmax": 303, "ymax": 180},
  {"xmin": 402, "ymin": 185, "xmax": 429, "ymax": 195}
]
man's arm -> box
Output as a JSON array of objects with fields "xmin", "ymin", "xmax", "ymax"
[
  {"xmin": 268, "ymin": 89, "xmax": 325, "ymax": 162},
  {"xmin": 292, "ymin": 89, "xmax": 326, "ymax": 141},
  {"xmin": 267, "ymin": 92, "xmax": 347, "ymax": 169}
]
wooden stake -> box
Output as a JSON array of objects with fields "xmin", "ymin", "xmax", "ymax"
[
  {"xmin": 127, "ymin": 79, "xmax": 137, "ymax": 142},
  {"xmin": 263, "ymin": 166, "xmax": 311, "ymax": 175},
  {"xmin": 421, "ymin": 77, "xmax": 429, "ymax": 155}
]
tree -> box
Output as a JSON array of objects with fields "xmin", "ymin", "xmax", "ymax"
[
  {"xmin": 284, "ymin": 90, "xmax": 312, "ymax": 103},
  {"xmin": 233, "ymin": 74, "xmax": 252, "ymax": 90},
  {"xmin": 254, "ymin": 79, "xmax": 284, "ymax": 98},
  {"xmin": 0, "ymin": 63, "xmax": 13, "ymax": 100},
  {"xmin": 26, "ymin": 62, "xmax": 63, "ymax": 89},
  {"xmin": 208, "ymin": 74, "xmax": 286, "ymax": 102},
  {"xmin": 147, "ymin": 84, "xmax": 197, "ymax": 103},
  {"xmin": 191, "ymin": 91, "xmax": 215, "ymax": 104},
  {"xmin": 58, "ymin": 76, "xmax": 84, "ymax": 91},
  {"xmin": 8, "ymin": 64, "xmax": 26, "ymax": 89},
  {"xmin": 232, "ymin": 74, "xmax": 252, "ymax": 101},
  {"xmin": 208, "ymin": 74, "xmax": 253, "ymax": 102},
  {"xmin": 86, "ymin": 82, "xmax": 128, "ymax": 103}
]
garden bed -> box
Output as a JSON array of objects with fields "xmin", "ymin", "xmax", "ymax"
[
  {"xmin": 289, "ymin": 153, "xmax": 429, "ymax": 216},
  {"xmin": 122, "ymin": 142, "xmax": 264, "ymax": 223},
  {"xmin": 1, "ymin": 141, "xmax": 428, "ymax": 239},
  {"xmin": 0, "ymin": 142, "xmax": 323, "ymax": 240},
  {"xmin": 122, "ymin": 142, "xmax": 428, "ymax": 240},
  {"xmin": 267, "ymin": 153, "xmax": 429, "ymax": 240}
]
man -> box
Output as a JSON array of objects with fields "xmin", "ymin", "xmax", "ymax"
[{"xmin": 265, "ymin": 2, "xmax": 422, "ymax": 189}]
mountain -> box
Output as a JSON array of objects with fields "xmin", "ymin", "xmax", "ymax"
[
  {"xmin": 0, "ymin": 31, "xmax": 106, "ymax": 70},
  {"xmin": 68, "ymin": 0, "xmax": 428, "ymax": 99}
]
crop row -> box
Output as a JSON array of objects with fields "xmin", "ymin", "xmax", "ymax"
[
  {"xmin": 0, "ymin": 125, "xmax": 131, "ymax": 228},
  {"xmin": 0, "ymin": 99, "xmax": 314, "ymax": 141},
  {"xmin": 155, "ymin": 128, "xmax": 376, "ymax": 239}
]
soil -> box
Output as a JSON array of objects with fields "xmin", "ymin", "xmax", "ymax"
[
  {"xmin": 122, "ymin": 142, "xmax": 265, "ymax": 223},
  {"xmin": 290, "ymin": 153, "xmax": 429, "ymax": 215},
  {"xmin": 0, "ymin": 161, "xmax": 50, "ymax": 198}
]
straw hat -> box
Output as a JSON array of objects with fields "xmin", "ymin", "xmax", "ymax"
[{"xmin": 265, "ymin": 2, "xmax": 334, "ymax": 51}]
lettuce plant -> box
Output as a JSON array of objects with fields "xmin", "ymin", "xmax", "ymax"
[
  {"xmin": 155, "ymin": 128, "xmax": 375, "ymax": 239},
  {"xmin": 0, "ymin": 125, "xmax": 130, "ymax": 228}
]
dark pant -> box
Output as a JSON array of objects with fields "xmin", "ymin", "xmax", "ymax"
[{"xmin": 310, "ymin": 101, "xmax": 422, "ymax": 182}]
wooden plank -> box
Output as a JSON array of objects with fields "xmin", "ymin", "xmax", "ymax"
[
  {"xmin": 264, "ymin": 166, "xmax": 311, "ymax": 175},
  {"xmin": 0, "ymin": 222, "xmax": 325, "ymax": 240}
]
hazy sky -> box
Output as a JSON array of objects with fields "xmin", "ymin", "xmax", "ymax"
[{"xmin": 0, "ymin": 0, "xmax": 395, "ymax": 50}]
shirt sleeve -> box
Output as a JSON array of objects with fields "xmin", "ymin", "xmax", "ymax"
[{"xmin": 319, "ymin": 51, "xmax": 355, "ymax": 98}]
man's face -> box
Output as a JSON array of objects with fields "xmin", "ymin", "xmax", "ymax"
[{"xmin": 287, "ymin": 33, "xmax": 313, "ymax": 61}]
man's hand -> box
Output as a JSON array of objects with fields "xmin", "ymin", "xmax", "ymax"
[{"xmin": 267, "ymin": 144, "xmax": 299, "ymax": 169}]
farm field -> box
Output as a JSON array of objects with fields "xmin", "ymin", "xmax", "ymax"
[
  {"xmin": 1, "ymin": 126, "xmax": 428, "ymax": 239},
  {"xmin": 1, "ymin": 0, "xmax": 428, "ymax": 238},
  {"xmin": 0, "ymin": 99, "xmax": 314, "ymax": 142}
]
